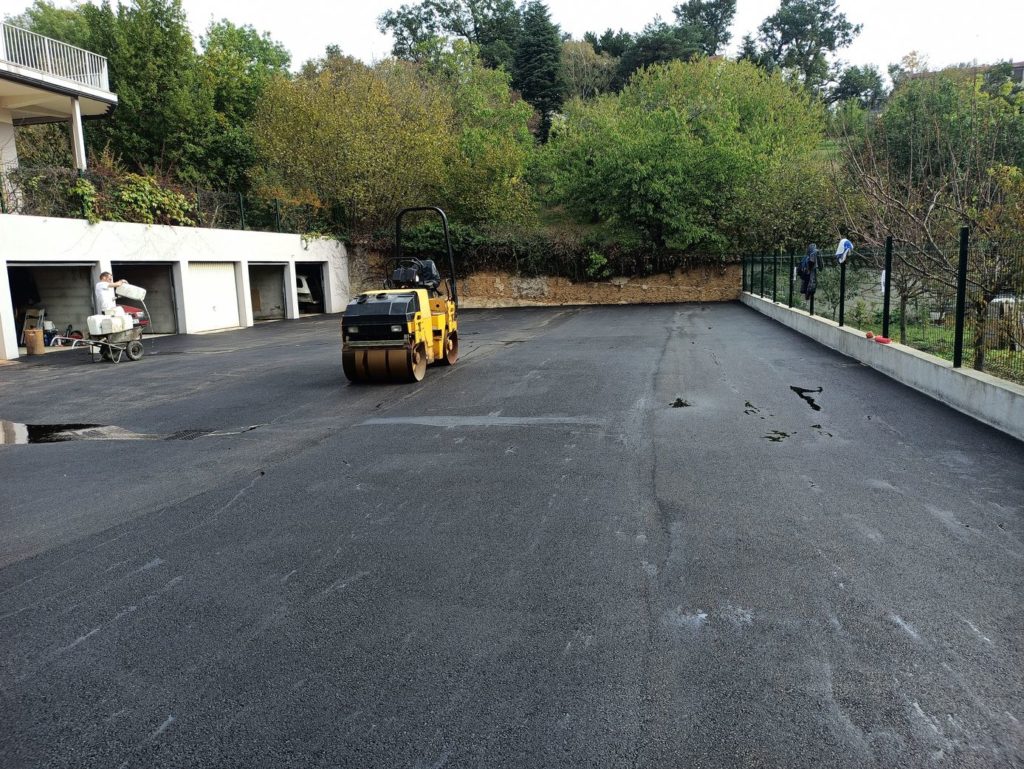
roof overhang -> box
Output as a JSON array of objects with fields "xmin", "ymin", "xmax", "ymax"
[{"xmin": 0, "ymin": 62, "xmax": 116, "ymax": 125}]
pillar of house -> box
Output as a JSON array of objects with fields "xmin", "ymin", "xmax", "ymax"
[
  {"xmin": 69, "ymin": 97, "xmax": 87, "ymax": 171},
  {"xmin": 284, "ymin": 261, "xmax": 300, "ymax": 320},
  {"xmin": 0, "ymin": 257, "xmax": 20, "ymax": 360},
  {"xmin": 0, "ymin": 107, "xmax": 19, "ymax": 211},
  {"xmin": 235, "ymin": 260, "xmax": 254, "ymax": 328}
]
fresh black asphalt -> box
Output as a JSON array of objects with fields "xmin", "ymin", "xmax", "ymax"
[{"xmin": 1, "ymin": 303, "xmax": 1022, "ymax": 768}]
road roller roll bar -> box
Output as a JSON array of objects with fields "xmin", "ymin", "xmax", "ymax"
[{"xmin": 394, "ymin": 206, "xmax": 459, "ymax": 308}]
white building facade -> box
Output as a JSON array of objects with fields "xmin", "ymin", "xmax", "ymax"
[{"xmin": 0, "ymin": 214, "xmax": 349, "ymax": 360}]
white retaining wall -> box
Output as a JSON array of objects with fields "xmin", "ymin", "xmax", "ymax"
[
  {"xmin": 0, "ymin": 214, "xmax": 349, "ymax": 360},
  {"xmin": 742, "ymin": 292, "xmax": 1024, "ymax": 443}
]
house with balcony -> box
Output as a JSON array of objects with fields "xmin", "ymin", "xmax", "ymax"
[
  {"xmin": 0, "ymin": 22, "xmax": 348, "ymax": 362},
  {"xmin": 0, "ymin": 21, "xmax": 116, "ymax": 177}
]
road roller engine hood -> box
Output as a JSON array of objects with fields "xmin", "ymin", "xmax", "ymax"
[{"xmin": 343, "ymin": 292, "xmax": 419, "ymax": 342}]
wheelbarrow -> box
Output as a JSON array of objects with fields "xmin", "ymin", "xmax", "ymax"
[
  {"xmin": 53, "ymin": 287, "xmax": 152, "ymax": 363},
  {"xmin": 53, "ymin": 322, "xmax": 146, "ymax": 363}
]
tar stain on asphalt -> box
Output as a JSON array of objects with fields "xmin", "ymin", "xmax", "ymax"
[
  {"xmin": 790, "ymin": 386, "xmax": 823, "ymax": 411},
  {"xmin": 744, "ymin": 402, "xmax": 771, "ymax": 419},
  {"xmin": 764, "ymin": 430, "xmax": 792, "ymax": 442},
  {"xmin": 672, "ymin": 398, "xmax": 692, "ymax": 408}
]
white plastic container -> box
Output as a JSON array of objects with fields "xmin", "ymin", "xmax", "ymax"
[
  {"xmin": 116, "ymin": 283, "xmax": 147, "ymax": 301},
  {"xmin": 87, "ymin": 315, "xmax": 106, "ymax": 336}
]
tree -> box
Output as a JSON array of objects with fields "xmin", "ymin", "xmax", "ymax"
[
  {"xmin": 561, "ymin": 40, "xmax": 616, "ymax": 100},
  {"xmin": 612, "ymin": 3, "xmax": 734, "ymax": 88},
  {"xmin": 837, "ymin": 67, "xmax": 1024, "ymax": 362},
  {"xmin": 252, "ymin": 44, "xmax": 534, "ymax": 232},
  {"xmin": 543, "ymin": 58, "xmax": 825, "ymax": 253},
  {"xmin": 253, "ymin": 54, "xmax": 455, "ymax": 231},
  {"xmin": 5, "ymin": 0, "xmax": 92, "ymax": 47},
  {"xmin": 672, "ymin": 0, "xmax": 736, "ymax": 56},
  {"xmin": 756, "ymin": 0, "xmax": 861, "ymax": 92},
  {"xmin": 425, "ymin": 42, "xmax": 535, "ymax": 224},
  {"xmin": 8, "ymin": 0, "xmax": 292, "ymax": 187},
  {"xmin": 198, "ymin": 20, "xmax": 291, "ymax": 189},
  {"xmin": 887, "ymin": 51, "xmax": 928, "ymax": 90},
  {"xmin": 378, "ymin": 0, "xmax": 521, "ymax": 70},
  {"xmin": 615, "ymin": 19, "xmax": 701, "ymax": 86},
  {"xmin": 829, "ymin": 64, "xmax": 885, "ymax": 109},
  {"xmin": 84, "ymin": 0, "xmax": 219, "ymax": 183},
  {"xmin": 513, "ymin": 1, "xmax": 564, "ymax": 141},
  {"xmin": 583, "ymin": 28, "xmax": 633, "ymax": 58}
]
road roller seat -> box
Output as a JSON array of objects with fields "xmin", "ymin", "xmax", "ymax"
[
  {"xmin": 418, "ymin": 260, "xmax": 442, "ymax": 293},
  {"xmin": 389, "ymin": 259, "xmax": 442, "ymax": 294}
]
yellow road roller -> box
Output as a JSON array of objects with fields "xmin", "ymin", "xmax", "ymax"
[{"xmin": 342, "ymin": 206, "xmax": 459, "ymax": 384}]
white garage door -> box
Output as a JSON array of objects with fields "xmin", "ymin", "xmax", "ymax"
[{"xmin": 187, "ymin": 262, "xmax": 240, "ymax": 332}]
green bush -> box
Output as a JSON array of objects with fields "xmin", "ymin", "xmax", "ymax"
[
  {"xmin": 108, "ymin": 174, "xmax": 194, "ymax": 226},
  {"xmin": 371, "ymin": 219, "xmax": 726, "ymax": 281}
]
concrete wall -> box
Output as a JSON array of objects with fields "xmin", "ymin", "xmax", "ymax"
[
  {"xmin": 742, "ymin": 292, "xmax": 1024, "ymax": 443},
  {"xmin": 349, "ymin": 247, "xmax": 741, "ymax": 307},
  {"xmin": 249, "ymin": 265, "xmax": 285, "ymax": 321},
  {"xmin": 0, "ymin": 214, "xmax": 349, "ymax": 359},
  {"xmin": 458, "ymin": 266, "xmax": 740, "ymax": 307},
  {"xmin": 11, "ymin": 265, "xmax": 93, "ymax": 333},
  {"xmin": 110, "ymin": 264, "xmax": 176, "ymax": 333}
]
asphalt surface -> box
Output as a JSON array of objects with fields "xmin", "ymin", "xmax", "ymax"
[{"xmin": 1, "ymin": 303, "xmax": 1022, "ymax": 769}]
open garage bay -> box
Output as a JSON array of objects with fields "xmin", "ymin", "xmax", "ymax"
[{"xmin": 1, "ymin": 304, "xmax": 1022, "ymax": 768}]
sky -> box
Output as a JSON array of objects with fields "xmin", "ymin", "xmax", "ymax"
[{"xmin": 11, "ymin": 1, "xmax": 1022, "ymax": 73}]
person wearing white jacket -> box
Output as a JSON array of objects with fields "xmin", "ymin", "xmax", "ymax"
[{"xmin": 94, "ymin": 271, "xmax": 125, "ymax": 313}]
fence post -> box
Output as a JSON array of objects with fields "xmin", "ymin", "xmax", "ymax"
[
  {"xmin": 882, "ymin": 236, "xmax": 893, "ymax": 339},
  {"xmin": 788, "ymin": 253, "xmax": 794, "ymax": 307},
  {"xmin": 838, "ymin": 258, "xmax": 847, "ymax": 326},
  {"xmin": 759, "ymin": 257, "xmax": 765, "ymax": 297},
  {"xmin": 772, "ymin": 253, "xmax": 778, "ymax": 302},
  {"xmin": 238, "ymin": 193, "xmax": 246, "ymax": 230},
  {"xmin": 741, "ymin": 258, "xmax": 747, "ymax": 292},
  {"xmin": 952, "ymin": 226, "xmax": 970, "ymax": 368}
]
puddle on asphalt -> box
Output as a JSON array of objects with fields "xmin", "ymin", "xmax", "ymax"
[
  {"xmin": 790, "ymin": 386, "xmax": 823, "ymax": 411},
  {"xmin": 0, "ymin": 420, "xmax": 157, "ymax": 444},
  {"xmin": 671, "ymin": 398, "xmax": 692, "ymax": 408},
  {"xmin": 1, "ymin": 420, "xmax": 261, "ymax": 445}
]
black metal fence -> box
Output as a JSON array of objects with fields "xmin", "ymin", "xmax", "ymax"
[{"xmin": 743, "ymin": 230, "xmax": 1024, "ymax": 386}]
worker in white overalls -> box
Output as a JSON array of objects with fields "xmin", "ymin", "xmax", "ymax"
[{"xmin": 94, "ymin": 271, "xmax": 125, "ymax": 314}]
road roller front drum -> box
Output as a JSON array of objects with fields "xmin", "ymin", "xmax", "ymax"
[{"xmin": 343, "ymin": 343, "xmax": 427, "ymax": 384}]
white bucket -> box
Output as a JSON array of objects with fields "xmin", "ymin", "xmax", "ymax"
[{"xmin": 116, "ymin": 283, "xmax": 147, "ymax": 301}]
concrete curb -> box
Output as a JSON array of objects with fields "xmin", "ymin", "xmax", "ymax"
[{"xmin": 741, "ymin": 292, "xmax": 1024, "ymax": 443}]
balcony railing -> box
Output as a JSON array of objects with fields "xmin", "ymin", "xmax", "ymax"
[{"xmin": 0, "ymin": 22, "xmax": 110, "ymax": 92}]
